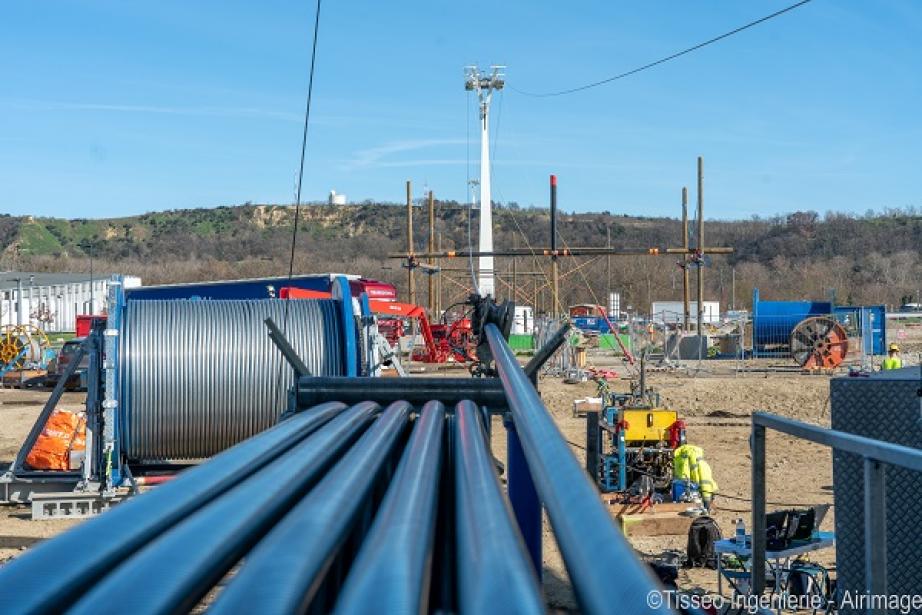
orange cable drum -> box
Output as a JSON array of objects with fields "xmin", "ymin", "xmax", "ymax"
[{"xmin": 790, "ymin": 316, "xmax": 849, "ymax": 369}]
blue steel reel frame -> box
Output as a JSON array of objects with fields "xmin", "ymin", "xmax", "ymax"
[
  {"xmin": 106, "ymin": 276, "xmax": 127, "ymax": 489},
  {"xmin": 331, "ymin": 276, "xmax": 359, "ymax": 377},
  {"xmin": 358, "ymin": 290, "xmax": 372, "ymax": 377},
  {"xmin": 105, "ymin": 275, "xmax": 364, "ymax": 487}
]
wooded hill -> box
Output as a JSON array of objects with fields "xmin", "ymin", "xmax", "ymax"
[{"xmin": 2, "ymin": 202, "xmax": 920, "ymax": 311}]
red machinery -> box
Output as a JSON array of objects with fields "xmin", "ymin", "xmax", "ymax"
[
  {"xmin": 280, "ymin": 287, "xmax": 475, "ymax": 364},
  {"xmin": 75, "ymin": 315, "xmax": 107, "ymax": 338},
  {"xmin": 429, "ymin": 318, "xmax": 476, "ymax": 364},
  {"xmin": 369, "ymin": 301, "xmax": 474, "ymax": 363}
]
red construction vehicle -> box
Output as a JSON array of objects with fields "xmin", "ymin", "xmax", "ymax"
[{"xmin": 280, "ymin": 287, "xmax": 475, "ymax": 364}]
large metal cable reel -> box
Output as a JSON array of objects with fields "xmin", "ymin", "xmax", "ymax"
[
  {"xmin": 790, "ymin": 316, "xmax": 849, "ymax": 369},
  {"xmin": 0, "ymin": 324, "xmax": 51, "ymax": 369},
  {"xmin": 122, "ymin": 299, "xmax": 346, "ymax": 461}
]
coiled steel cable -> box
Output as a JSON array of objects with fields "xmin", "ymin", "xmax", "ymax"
[{"xmin": 123, "ymin": 299, "xmax": 344, "ymax": 460}]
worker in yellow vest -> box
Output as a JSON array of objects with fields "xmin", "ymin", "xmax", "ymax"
[
  {"xmin": 674, "ymin": 444, "xmax": 719, "ymax": 511},
  {"xmin": 674, "ymin": 444, "xmax": 699, "ymax": 479},
  {"xmin": 695, "ymin": 457, "xmax": 718, "ymax": 512},
  {"xmin": 882, "ymin": 344, "xmax": 902, "ymax": 370}
]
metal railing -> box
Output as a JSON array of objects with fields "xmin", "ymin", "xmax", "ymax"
[{"xmin": 750, "ymin": 412, "xmax": 922, "ymax": 605}]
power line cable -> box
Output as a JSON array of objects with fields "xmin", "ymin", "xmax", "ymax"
[
  {"xmin": 553, "ymin": 225, "xmax": 638, "ymax": 375},
  {"xmin": 284, "ymin": 0, "xmax": 323, "ymax": 290},
  {"xmin": 486, "ymin": 95, "xmax": 557, "ymax": 310},
  {"xmin": 490, "ymin": 89, "xmax": 503, "ymax": 177},
  {"xmin": 466, "ymin": 90, "xmax": 471, "ymax": 194},
  {"xmin": 276, "ymin": 0, "xmax": 322, "ymax": 405},
  {"xmin": 491, "ymin": 175, "xmax": 557, "ymax": 309},
  {"xmin": 465, "ymin": 90, "xmax": 479, "ymax": 294},
  {"xmin": 511, "ymin": 0, "xmax": 813, "ymax": 98}
]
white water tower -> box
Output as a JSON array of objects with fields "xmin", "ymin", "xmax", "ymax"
[{"xmin": 328, "ymin": 190, "xmax": 347, "ymax": 206}]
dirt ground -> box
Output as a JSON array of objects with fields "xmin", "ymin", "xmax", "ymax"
[
  {"xmin": 1, "ymin": 345, "xmax": 917, "ymax": 609},
  {"xmin": 890, "ymin": 321, "xmax": 922, "ymax": 356}
]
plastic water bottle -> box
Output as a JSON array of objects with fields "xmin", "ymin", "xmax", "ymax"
[{"xmin": 735, "ymin": 518, "xmax": 746, "ymax": 547}]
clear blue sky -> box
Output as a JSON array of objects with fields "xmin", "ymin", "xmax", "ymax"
[{"xmin": 2, "ymin": 1, "xmax": 920, "ymax": 219}]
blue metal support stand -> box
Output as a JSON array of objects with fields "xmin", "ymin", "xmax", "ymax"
[
  {"xmin": 105, "ymin": 277, "xmax": 127, "ymax": 488},
  {"xmin": 505, "ymin": 417, "xmax": 542, "ymax": 578},
  {"xmin": 860, "ymin": 306, "xmax": 873, "ymax": 370},
  {"xmin": 332, "ymin": 276, "xmax": 359, "ymax": 377}
]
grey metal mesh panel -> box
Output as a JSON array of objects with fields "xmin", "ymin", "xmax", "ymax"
[{"xmin": 830, "ymin": 371, "xmax": 922, "ymax": 610}]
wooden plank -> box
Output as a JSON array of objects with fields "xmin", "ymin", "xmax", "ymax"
[
  {"xmin": 2, "ymin": 370, "xmax": 47, "ymax": 386},
  {"xmin": 603, "ymin": 500, "xmax": 692, "ymax": 516},
  {"xmin": 572, "ymin": 397, "xmax": 602, "ymax": 418},
  {"xmin": 619, "ymin": 511, "xmax": 695, "ymax": 537}
]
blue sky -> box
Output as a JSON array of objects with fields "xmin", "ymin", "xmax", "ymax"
[{"xmin": 2, "ymin": 1, "xmax": 920, "ymax": 219}]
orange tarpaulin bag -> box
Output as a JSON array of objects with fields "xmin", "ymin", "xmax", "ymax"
[{"xmin": 25, "ymin": 409, "xmax": 86, "ymax": 471}]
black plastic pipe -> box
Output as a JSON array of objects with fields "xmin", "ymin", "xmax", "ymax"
[
  {"xmin": 67, "ymin": 402, "xmax": 380, "ymax": 615},
  {"xmin": 453, "ymin": 400, "xmax": 544, "ymax": 614},
  {"xmin": 485, "ymin": 324, "xmax": 672, "ymax": 614},
  {"xmin": 208, "ymin": 400, "xmax": 413, "ymax": 614},
  {"xmin": 429, "ymin": 412, "xmax": 457, "ymax": 613},
  {"xmin": 0, "ymin": 401, "xmax": 348, "ymax": 615},
  {"xmin": 297, "ymin": 376, "xmax": 506, "ymax": 409},
  {"xmin": 505, "ymin": 418, "xmax": 542, "ymax": 576},
  {"xmin": 335, "ymin": 400, "xmax": 446, "ymax": 614},
  {"xmin": 265, "ymin": 316, "xmax": 311, "ymax": 378}
]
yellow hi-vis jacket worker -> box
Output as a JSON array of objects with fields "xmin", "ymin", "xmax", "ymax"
[
  {"xmin": 882, "ymin": 343, "xmax": 902, "ymax": 370},
  {"xmin": 674, "ymin": 444, "xmax": 718, "ymax": 500}
]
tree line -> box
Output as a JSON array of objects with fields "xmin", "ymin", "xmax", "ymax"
[{"xmin": 8, "ymin": 203, "xmax": 921, "ymax": 313}]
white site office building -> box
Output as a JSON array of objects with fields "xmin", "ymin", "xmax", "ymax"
[{"xmin": 0, "ymin": 272, "xmax": 141, "ymax": 333}]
